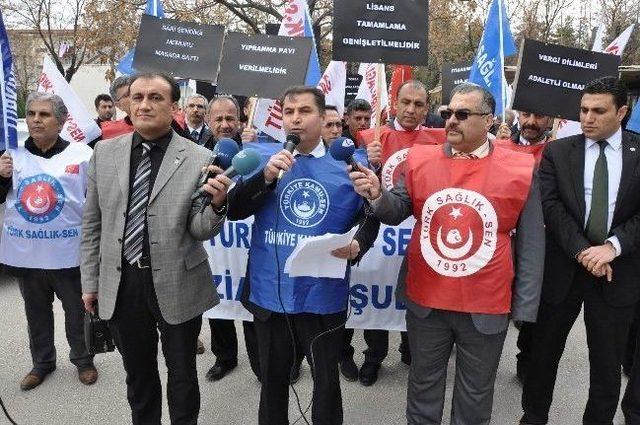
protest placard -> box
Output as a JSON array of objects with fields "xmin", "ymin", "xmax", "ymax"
[{"xmin": 441, "ymin": 61, "xmax": 472, "ymax": 105}]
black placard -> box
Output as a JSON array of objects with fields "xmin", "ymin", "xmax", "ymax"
[
  {"xmin": 441, "ymin": 61, "xmax": 471, "ymax": 105},
  {"xmin": 216, "ymin": 32, "xmax": 312, "ymax": 100},
  {"xmin": 511, "ymin": 39, "xmax": 621, "ymax": 121},
  {"xmin": 345, "ymin": 73, "xmax": 364, "ymax": 105},
  {"xmin": 132, "ymin": 15, "xmax": 225, "ymax": 82},
  {"xmin": 332, "ymin": 0, "xmax": 429, "ymax": 65}
]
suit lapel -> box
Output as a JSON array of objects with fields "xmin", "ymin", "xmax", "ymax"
[
  {"xmin": 148, "ymin": 133, "xmax": 186, "ymax": 206},
  {"xmin": 569, "ymin": 135, "xmax": 586, "ymax": 221},
  {"xmin": 115, "ymin": 134, "xmax": 133, "ymax": 199},
  {"xmin": 614, "ymin": 133, "xmax": 638, "ymax": 212}
]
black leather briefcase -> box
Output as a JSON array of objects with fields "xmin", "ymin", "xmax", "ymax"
[{"xmin": 84, "ymin": 305, "xmax": 116, "ymax": 354}]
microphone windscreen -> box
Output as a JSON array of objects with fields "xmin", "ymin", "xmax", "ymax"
[
  {"xmin": 231, "ymin": 149, "xmax": 262, "ymax": 176},
  {"xmin": 213, "ymin": 138, "xmax": 240, "ymax": 169},
  {"xmin": 329, "ymin": 137, "xmax": 356, "ymax": 162},
  {"xmin": 285, "ymin": 133, "xmax": 301, "ymax": 148}
]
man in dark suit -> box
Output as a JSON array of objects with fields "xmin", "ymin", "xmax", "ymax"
[
  {"xmin": 81, "ymin": 73, "xmax": 232, "ymax": 425},
  {"xmin": 184, "ymin": 94, "xmax": 212, "ymax": 146},
  {"xmin": 521, "ymin": 76, "xmax": 640, "ymax": 424}
]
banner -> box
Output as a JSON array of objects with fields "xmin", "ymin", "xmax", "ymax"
[
  {"xmin": 441, "ymin": 61, "xmax": 472, "ymax": 105},
  {"xmin": 37, "ymin": 56, "xmax": 101, "ymax": 144},
  {"xmin": 604, "ymin": 24, "xmax": 635, "ymax": 56},
  {"xmin": 216, "ymin": 33, "xmax": 312, "ymax": 99},
  {"xmin": 132, "ymin": 15, "xmax": 225, "ymax": 82},
  {"xmin": 388, "ymin": 65, "xmax": 412, "ymax": 117},
  {"xmin": 0, "ymin": 10, "xmax": 17, "ymax": 151},
  {"xmin": 356, "ymin": 63, "xmax": 389, "ymax": 128},
  {"xmin": 345, "ymin": 73, "xmax": 363, "ymax": 106},
  {"xmin": 332, "ymin": 0, "xmax": 429, "ymax": 66},
  {"xmin": 116, "ymin": 0, "xmax": 165, "ymax": 75},
  {"xmin": 317, "ymin": 61, "xmax": 347, "ymax": 115},
  {"xmin": 511, "ymin": 39, "xmax": 620, "ymax": 121}
]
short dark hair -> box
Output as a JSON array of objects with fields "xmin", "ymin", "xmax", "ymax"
[
  {"xmin": 583, "ymin": 76, "xmax": 628, "ymax": 109},
  {"xmin": 280, "ymin": 86, "xmax": 325, "ymax": 114},
  {"xmin": 94, "ymin": 93, "xmax": 112, "ymax": 109},
  {"xmin": 325, "ymin": 105, "xmax": 339, "ymax": 113},
  {"xmin": 346, "ymin": 98, "xmax": 372, "ymax": 115},
  {"xmin": 109, "ymin": 76, "xmax": 132, "ymax": 100},
  {"xmin": 450, "ymin": 82, "xmax": 496, "ymax": 115},
  {"xmin": 129, "ymin": 73, "xmax": 180, "ymax": 103}
]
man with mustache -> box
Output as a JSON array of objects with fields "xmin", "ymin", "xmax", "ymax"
[{"xmin": 349, "ymin": 82, "xmax": 544, "ymax": 424}]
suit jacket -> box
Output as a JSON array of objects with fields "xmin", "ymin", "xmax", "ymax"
[
  {"xmin": 539, "ymin": 131, "xmax": 640, "ymax": 307},
  {"xmin": 373, "ymin": 142, "xmax": 545, "ymax": 334},
  {"xmin": 80, "ymin": 131, "xmax": 225, "ymax": 325}
]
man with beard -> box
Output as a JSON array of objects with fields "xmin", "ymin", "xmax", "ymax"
[
  {"xmin": 94, "ymin": 94, "xmax": 114, "ymax": 126},
  {"xmin": 495, "ymin": 111, "xmax": 553, "ymax": 167},
  {"xmin": 344, "ymin": 99, "xmax": 372, "ymax": 143},
  {"xmin": 202, "ymin": 96, "xmax": 243, "ymax": 150}
]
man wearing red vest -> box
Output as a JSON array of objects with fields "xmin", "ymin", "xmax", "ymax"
[
  {"xmin": 100, "ymin": 76, "xmax": 135, "ymax": 140},
  {"xmin": 494, "ymin": 111, "xmax": 553, "ymax": 166},
  {"xmin": 349, "ymin": 83, "xmax": 545, "ymax": 424}
]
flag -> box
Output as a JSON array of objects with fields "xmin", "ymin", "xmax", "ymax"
[
  {"xmin": 116, "ymin": 0, "xmax": 165, "ymax": 75},
  {"xmin": 591, "ymin": 24, "xmax": 605, "ymax": 51},
  {"xmin": 317, "ymin": 61, "xmax": 346, "ymax": 116},
  {"xmin": 0, "ymin": 11, "xmax": 17, "ymax": 151},
  {"xmin": 468, "ymin": 0, "xmax": 516, "ymax": 117},
  {"xmin": 388, "ymin": 65, "xmax": 412, "ymax": 117},
  {"xmin": 253, "ymin": 0, "xmax": 321, "ymax": 142},
  {"xmin": 37, "ymin": 56, "xmax": 101, "ymax": 144},
  {"xmin": 356, "ymin": 63, "xmax": 389, "ymax": 128},
  {"xmin": 603, "ymin": 24, "xmax": 635, "ymax": 56}
]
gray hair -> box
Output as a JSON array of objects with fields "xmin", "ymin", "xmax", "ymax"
[
  {"xmin": 208, "ymin": 95, "xmax": 240, "ymax": 118},
  {"xmin": 396, "ymin": 79, "xmax": 428, "ymax": 98},
  {"xmin": 26, "ymin": 92, "xmax": 68, "ymax": 125},
  {"xmin": 109, "ymin": 75, "xmax": 132, "ymax": 100},
  {"xmin": 186, "ymin": 93, "xmax": 209, "ymax": 110},
  {"xmin": 450, "ymin": 82, "xmax": 496, "ymax": 115}
]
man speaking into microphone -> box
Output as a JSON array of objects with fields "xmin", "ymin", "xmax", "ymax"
[{"xmin": 226, "ymin": 86, "xmax": 380, "ymax": 425}]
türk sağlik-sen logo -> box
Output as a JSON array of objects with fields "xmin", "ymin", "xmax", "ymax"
[
  {"xmin": 16, "ymin": 174, "xmax": 65, "ymax": 224},
  {"xmin": 421, "ymin": 188, "xmax": 497, "ymax": 277},
  {"xmin": 280, "ymin": 178, "xmax": 329, "ymax": 228}
]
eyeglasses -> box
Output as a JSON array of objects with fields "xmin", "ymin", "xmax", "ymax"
[{"xmin": 440, "ymin": 109, "xmax": 490, "ymax": 121}]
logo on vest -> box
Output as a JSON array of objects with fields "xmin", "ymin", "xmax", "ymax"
[
  {"xmin": 381, "ymin": 148, "xmax": 409, "ymax": 190},
  {"xmin": 15, "ymin": 174, "xmax": 65, "ymax": 224},
  {"xmin": 280, "ymin": 178, "xmax": 329, "ymax": 228},
  {"xmin": 421, "ymin": 188, "xmax": 497, "ymax": 277}
]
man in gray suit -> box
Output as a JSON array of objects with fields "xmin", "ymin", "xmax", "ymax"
[
  {"xmin": 80, "ymin": 73, "xmax": 232, "ymax": 425},
  {"xmin": 348, "ymin": 83, "xmax": 545, "ymax": 424}
]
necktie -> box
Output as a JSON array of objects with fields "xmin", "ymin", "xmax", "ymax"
[
  {"xmin": 190, "ymin": 130, "xmax": 199, "ymax": 142},
  {"xmin": 123, "ymin": 142, "xmax": 152, "ymax": 265},
  {"xmin": 586, "ymin": 140, "xmax": 609, "ymax": 244},
  {"xmin": 452, "ymin": 152, "xmax": 478, "ymax": 159}
]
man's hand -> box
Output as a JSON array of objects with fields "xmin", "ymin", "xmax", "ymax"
[
  {"xmin": 592, "ymin": 263, "xmax": 614, "ymax": 283},
  {"xmin": 367, "ymin": 140, "xmax": 382, "ymax": 167},
  {"xmin": 264, "ymin": 149, "xmax": 295, "ymax": 182},
  {"xmin": 241, "ymin": 127, "xmax": 258, "ymax": 143},
  {"xmin": 331, "ymin": 240, "xmax": 361, "ymax": 260},
  {"xmin": 578, "ymin": 243, "xmax": 616, "ymax": 274},
  {"xmin": 496, "ymin": 122, "xmax": 512, "ymax": 139},
  {"xmin": 82, "ymin": 292, "xmax": 98, "ymax": 313},
  {"xmin": 201, "ymin": 165, "xmax": 233, "ymax": 209},
  {"xmin": 348, "ymin": 164, "xmax": 381, "ymax": 200},
  {"xmin": 0, "ymin": 151, "xmax": 13, "ymax": 178}
]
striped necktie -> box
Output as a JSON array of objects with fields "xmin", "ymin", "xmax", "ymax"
[
  {"xmin": 123, "ymin": 142, "xmax": 152, "ymax": 265},
  {"xmin": 452, "ymin": 152, "xmax": 479, "ymax": 159}
]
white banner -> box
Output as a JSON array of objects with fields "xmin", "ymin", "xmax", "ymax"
[
  {"xmin": 318, "ymin": 61, "xmax": 347, "ymax": 116},
  {"xmin": 604, "ymin": 24, "xmax": 634, "ymax": 56},
  {"xmin": 356, "ymin": 63, "xmax": 389, "ymax": 128},
  {"xmin": 203, "ymin": 217, "xmax": 409, "ymax": 331},
  {"xmin": 37, "ymin": 56, "xmax": 101, "ymax": 144}
]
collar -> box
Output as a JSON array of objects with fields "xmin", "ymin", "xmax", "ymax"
[
  {"xmin": 393, "ymin": 118, "xmax": 424, "ymax": 132},
  {"xmin": 585, "ymin": 127, "xmax": 622, "ymax": 151},
  {"xmin": 25, "ymin": 136, "xmax": 69, "ymax": 158},
  {"xmin": 451, "ymin": 139, "xmax": 491, "ymax": 158},
  {"xmin": 132, "ymin": 130, "xmax": 172, "ymax": 152},
  {"xmin": 187, "ymin": 124, "xmax": 205, "ymax": 134},
  {"xmin": 294, "ymin": 140, "xmax": 326, "ymax": 158}
]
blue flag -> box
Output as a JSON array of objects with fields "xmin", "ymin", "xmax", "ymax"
[
  {"xmin": 0, "ymin": 11, "xmax": 17, "ymax": 151},
  {"xmin": 302, "ymin": 7, "xmax": 321, "ymax": 86},
  {"xmin": 627, "ymin": 106, "xmax": 640, "ymax": 134},
  {"xmin": 116, "ymin": 0, "xmax": 165, "ymax": 75},
  {"xmin": 468, "ymin": 0, "xmax": 516, "ymax": 117}
]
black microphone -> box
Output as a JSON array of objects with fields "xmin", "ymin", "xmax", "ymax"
[
  {"xmin": 191, "ymin": 138, "xmax": 240, "ymax": 201},
  {"xmin": 277, "ymin": 133, "xmax": 301, "ymax": 179}
]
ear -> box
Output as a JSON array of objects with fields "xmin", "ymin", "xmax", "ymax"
[
  {"xmin": 617, "ymin": 105, "xmax": 629, "ymax": 123},
  {"xmin": 484, "ymin": 114, "xmax": 494, "ymax": 131},
  {"xmin": 171, "ymin": 102, "xmax": 178, "ymax": 113}
]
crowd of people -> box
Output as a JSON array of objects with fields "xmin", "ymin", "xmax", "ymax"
[{"xmin": 2, "ymin": 71, "xmax": 640, "ymax": 425}]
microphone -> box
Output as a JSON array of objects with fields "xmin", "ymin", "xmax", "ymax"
[
  {"xmin": 197, "ymin": 149, "xmax": 262, "ymax": 213},
  {"xmin": 329, "ymin": 137, "xmax": 362, "ymax": 172},
  {"xmin": 277, "ymin": 133, "xmax": 301, "ymax": 179},
  {"xmin": 191, "ymin": 138, "xmax": 240, "ymax": 201}
]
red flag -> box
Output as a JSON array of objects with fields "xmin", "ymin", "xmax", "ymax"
[{"xmin": 388, "ymin": 65, "xmax": 413, "ymax": 117}]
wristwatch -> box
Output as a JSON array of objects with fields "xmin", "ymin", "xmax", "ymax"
[{"xmin": 213, "ymin": 202, "xmax": 227, "ymax": 216}]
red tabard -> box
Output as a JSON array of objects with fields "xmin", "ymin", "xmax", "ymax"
[
  {"xmin": 493, "ymin": 138, "xmax": 549, "ymax": 166},
  {"xmin": 100, "ymin": 119, "xmax": 134, "ymax": 140},
  {"xmin": 358, "ymin": 126, "xmax": 446, "ymax": 190},
  {"xmin": 404, "ymin": 145, "xmax": 535, "ymax": 314}
]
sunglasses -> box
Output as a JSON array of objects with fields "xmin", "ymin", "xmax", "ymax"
[{"xmin": 440, "ymin": 109, "xmax": 490, "ymax": 121}]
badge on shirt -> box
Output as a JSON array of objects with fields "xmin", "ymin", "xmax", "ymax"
[{"xmin": 65, "ymin": 164, "xmax": 80, "ymax": 174}]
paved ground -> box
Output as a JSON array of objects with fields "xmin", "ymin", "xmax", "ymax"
[{"xmin": 0, "ymin": 273, "xmax": 628, "ymax": 425}]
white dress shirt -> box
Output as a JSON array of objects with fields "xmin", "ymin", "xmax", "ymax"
[
  {"xmin": 451, "ymin": 140, "xmax": 491, "ymax": 158},
  {"xmin": 187, "ymin": 124, "xmax": 205, "ymax": 141},
  {"xmin": 583, "ymin": 127, "xmax": 623, "ymax": 256},
  {"xmin": 294, "ymin": 139, "xmax": 326, "ymax": 158},
  {"xmin": 393, "ymin": 118, "xmax": 424, "ymax": 132}
]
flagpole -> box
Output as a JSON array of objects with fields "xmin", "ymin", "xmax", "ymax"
[
  {"xmin": 374, "ymin": 63, "xmax": 383, "ymax": 144},
  {"xmin": 498, "ymin": 0, "xmax": 506, "ymax": 123}
]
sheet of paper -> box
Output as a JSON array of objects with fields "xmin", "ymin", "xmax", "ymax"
[{"xmin": 284, "ymin": 227, "xmax": 358, "ymax": 279}]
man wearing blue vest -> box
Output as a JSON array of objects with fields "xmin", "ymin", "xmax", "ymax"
[{"xmin": 227, "ymin": 86, "xmax": 380, "ymax": 425}]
